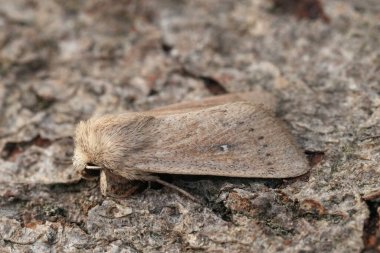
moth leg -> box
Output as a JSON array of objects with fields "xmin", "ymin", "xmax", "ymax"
[
  {"xmin": 100, "ymin": 170, "xmax": 141, "ymax": 198},
  {"xmin": 140, "ymin": 181, "xmax": 152, "ymax": 196},
  {"xmin": 107, "ymin": 169, "xmax": 201, "ymax": 203},
  {"xmin": 100, "ymin": 170, "xmax": 108, "ymax": 196},
  {"xmin": 106, "ymin": 185, "xmax": 141, "ymax": 199},
  {"xmin": 154, "ymin": 178, "xmax": 201, "ymax": 204}
]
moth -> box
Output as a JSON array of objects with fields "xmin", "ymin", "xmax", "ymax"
[{"xmin": 72, "ymin": 92, "xmax": 309, "ymax": 201}]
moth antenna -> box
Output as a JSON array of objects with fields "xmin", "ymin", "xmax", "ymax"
[{"xmin": 154, "ymin": 178, "xmax": 201, "ymax": 204}]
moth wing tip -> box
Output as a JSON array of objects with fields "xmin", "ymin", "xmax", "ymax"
[{"xmin": 287, "ymin": 160, "xmax": 311, "ymax": 178}]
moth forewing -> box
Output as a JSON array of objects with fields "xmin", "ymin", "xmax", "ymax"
[{"xmin": 127, "ymin": 102, "xmax": 309, "ymax": 178}]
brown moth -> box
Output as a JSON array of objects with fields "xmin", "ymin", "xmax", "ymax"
[{"xmin": 73, "ymin": 93, "xmax": 309, "ymax": 201}]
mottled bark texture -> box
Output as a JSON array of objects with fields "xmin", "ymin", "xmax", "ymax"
[{"xmin": 0, "ymin": 0, "xmax": 379, "ymax": 252}]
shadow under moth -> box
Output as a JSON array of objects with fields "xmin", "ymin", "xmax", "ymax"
[{"xmin": 73, "ymin": 92, "xmax": 309, "ymax": 202}]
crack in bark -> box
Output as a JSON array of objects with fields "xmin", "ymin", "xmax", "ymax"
[
  {"xmin": 362, "ymin": 200, "xmax": 380, "ymax": 252},
  {"xmin": 171, "ymin": 68, "xmax": 228, "ymax": 95}
]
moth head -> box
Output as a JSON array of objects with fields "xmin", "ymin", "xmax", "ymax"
[
  {"xmin": 72, "ymin": 119, "xmax": 107, "ymax": 181},
  {"xmin": 73, "ymin": 114, "xmax": 150, "ymax": 180}
]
